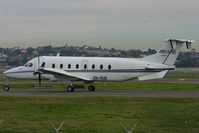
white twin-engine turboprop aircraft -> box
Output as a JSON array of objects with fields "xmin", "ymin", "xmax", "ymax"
[{"xmin": 3, "ymin": 39, "xmax": 195, "ymax": 92}]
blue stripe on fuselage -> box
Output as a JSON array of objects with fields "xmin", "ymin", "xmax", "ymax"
[
  {"xmin": 65, "ymin": 68, "xmax": 173, "ymax": 73},
  {"xmin": 4, "ymin": 68, "xmax": 174, "ymax": 75}
]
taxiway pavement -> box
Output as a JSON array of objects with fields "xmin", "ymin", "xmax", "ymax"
[{"xmin": 1, "ymin": 89, "xmax": 199, "ymax": 98}]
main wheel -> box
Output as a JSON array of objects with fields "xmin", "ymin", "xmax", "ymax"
[
  {"xmin": 67, "ymin": 86, "xmax": 74, "ymax": 92},
  {"xmin": 88, "ymin": 85, "xmax": 95, "ymax": 91},
  {"xmin": 4, "ymin": 85, "xmax": 10, "ymax": 91}
]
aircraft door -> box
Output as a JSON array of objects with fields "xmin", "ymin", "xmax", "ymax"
[{"xmin": 81, "ymin": 60, "xmax": 89, "ymax": 70}]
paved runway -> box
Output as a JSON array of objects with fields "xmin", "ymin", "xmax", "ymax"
[
  {"xmin": 2, "ymin": 78, "xmax": 199, "ymax": 85},
  {"xmin": 1, "ymin": 89, "xmax": 199, "ymax": 98}
]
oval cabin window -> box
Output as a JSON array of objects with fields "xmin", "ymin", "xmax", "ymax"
[
  {"xmin": 68, "ymin": 64, "xmax": 71, "ymax": 69},
  {"xmin": 52, "ymin": 64, "xmax": 55, "ymax": 68},
  {"xmin": 60, "ymin": 64, "xmax": 63, "ymax": 69},
  {"xmin": 84, "ymin": 64, "xmax": 87, "ymax": 69},
  {"xmin": 92, "ymin": 64, "xmax": 95, "ymax": 69},
  {"xmin": 100, "ymin": 64, "xmax": 103, "ymax": 70},
  {"xmin": 108, "ymin": 65, "xmax": 111, "ymax": 70},
  {"xmin": 76, "ymin": 64, "xmax": 79, "ymax": 69}
]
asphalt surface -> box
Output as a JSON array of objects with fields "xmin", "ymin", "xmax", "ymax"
[
  {"xmin": 1, "ymin": 78, "xmax": 199, "ymax": 85},
  {"xmin": 1, "ymin": 89, "xmax": 199, "ymax": 98},
  {"xmin": 139, "ymin": 78, "xmax": 199, "ymax": 84}
]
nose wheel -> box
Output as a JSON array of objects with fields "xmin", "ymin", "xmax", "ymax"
[
  {"xmin": 4, "ymin": 85, "xmax": 10, "ymax": 91},
  {"xmin": 3, "ymin": 77, "xmax": 10, "ymax": 91}
]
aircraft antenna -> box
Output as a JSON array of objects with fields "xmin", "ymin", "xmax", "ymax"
[{"xmin": 38, "ymin": 56, "xmax": 40, "ymax": 69}]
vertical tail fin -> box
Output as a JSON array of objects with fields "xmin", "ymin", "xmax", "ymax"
[{"xmin": 142, "ymin": 39, "xmax": 195, "ymax": 66}]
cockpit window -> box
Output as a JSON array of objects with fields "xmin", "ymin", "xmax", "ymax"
[
  {"xmin": 29, "ymin": 63, "xmax": 33, "ymax": 67},
  {"xmin": 24, "ymin": 62, "xmax": 33, "ymax": 67}
]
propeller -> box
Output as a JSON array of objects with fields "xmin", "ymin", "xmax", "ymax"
[
  {"xmin": 33, "ymin": 56, "xmax": 42, "ymax": 86},
  {"xmin": 33, "ymin": 71, "xmax": 42, "ymax": 86}
]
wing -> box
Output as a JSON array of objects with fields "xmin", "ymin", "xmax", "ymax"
[{"xmin": 39, "ymin": 68, "xmax": 91, "ymax": 81}]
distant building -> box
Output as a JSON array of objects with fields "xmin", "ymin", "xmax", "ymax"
[{"xmin": 0, "ymin": 53, "xmax": 8, "ymax": 66}]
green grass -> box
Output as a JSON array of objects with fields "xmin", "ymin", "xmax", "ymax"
[
  {"xmin": 166, "ymin": 75, "xmax": 199, "ymax": 79},
  {"xmin": 0, "ymin": 96, "xmax": 199, "ymax": 133},
  {"xmin": 0, "ymin": 82, "xmax": 199, "ymax": 91},
  {"xmin": 95, "ymin": 82, "xmax": 199, "ymax": 90}
]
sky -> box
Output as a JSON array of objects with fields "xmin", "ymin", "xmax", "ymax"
[{"xmin": 0, "ymin": 0, "xmax": 198, "ymax": 51}]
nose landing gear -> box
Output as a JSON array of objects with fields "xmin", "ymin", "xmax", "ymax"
[
  {"xmin": 3, "ymin": 77, "xmax": 10, "ymax": 91},
  {"xmin": 4, "ymin": 85, "xmax": 10, "ymax": 91}
]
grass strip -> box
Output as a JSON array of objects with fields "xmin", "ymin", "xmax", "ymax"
[{"xmin": 0, "ymin": 96, "xmax": 198, "ymax": 133}]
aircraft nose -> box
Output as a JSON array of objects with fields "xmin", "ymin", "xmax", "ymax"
[
  {"xmin": 3, "ymin": 69, "xmax": 11, "ymax": 77},
  {"xmin": 3, "ymin": 67, "xmax": 21, "ymax": 78}
]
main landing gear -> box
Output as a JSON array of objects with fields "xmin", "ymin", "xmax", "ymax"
[
  {"xmin": 4, "ymin": 77, "xmax": 10, "ymax": 91},
  {"xmin": 66, "ymin": 83, "xmax": 96, "ymax": 92},
  {"xmin": 67, "ymin": 86, "xmax": 75, "ymax": 92},
  {"xmin": 88, "ymin": 85, "xmax": 95, "ymax": 91}
]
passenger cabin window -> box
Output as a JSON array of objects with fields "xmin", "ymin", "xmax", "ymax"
[
  {"xmin": 76, "ymin": 64, "xmax": 79, "ymax": 69},
  {"xmin": 60, "ymin": 64, "xmax": 63, "ymax": 69},
  {"xmin": 84, "ymin": 64, "xmax": 87, "ymax": 69},
  {"xmin": 41, "ymin": 62, "xmax": 45, "ymax": 67},
  {"xmin": 108, "ymin": 65, "xmax": 111, "ymax": 70},
  {"xmin": 68, "ymin": 64, "xmax": 71, "ymax": 69},
  {"xmin": 52, "ymin": 64, "xmax": 55, "ymax": 68},
  {"xmin": 100, "ymin": 64, "xmax": 103, "ymax": 70},
  {"xmin": 92, "ymin": 64, "xmax": 95, "ymax": 69}
]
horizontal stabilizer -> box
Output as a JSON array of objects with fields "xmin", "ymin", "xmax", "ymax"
[
  {"xmin": 164, "ymin": 39, "xmax": 195, "ymax": 43},
  {"xmin": 138, "ymin": 70, "xmax": 168, "ymax": 81},
  {"xmin": 164, "ymin": 39, "xmax": 195, "ymax": 49}
]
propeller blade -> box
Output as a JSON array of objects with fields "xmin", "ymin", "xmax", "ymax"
[{"xmin": 39, "ymin": 73, "xmax": 41, "ymax": 86}]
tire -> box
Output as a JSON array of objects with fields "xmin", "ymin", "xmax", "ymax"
[
  {"xmin": 4, "ymin": 85, "xmax": 10, "ymax": 91},
  {"xmin": 88, "ymin": 85, "xmax": 95, "ymax": 91},
  {"xmin": 67, "ymin": 86, "xmax": 74, "ymax": 92}
]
